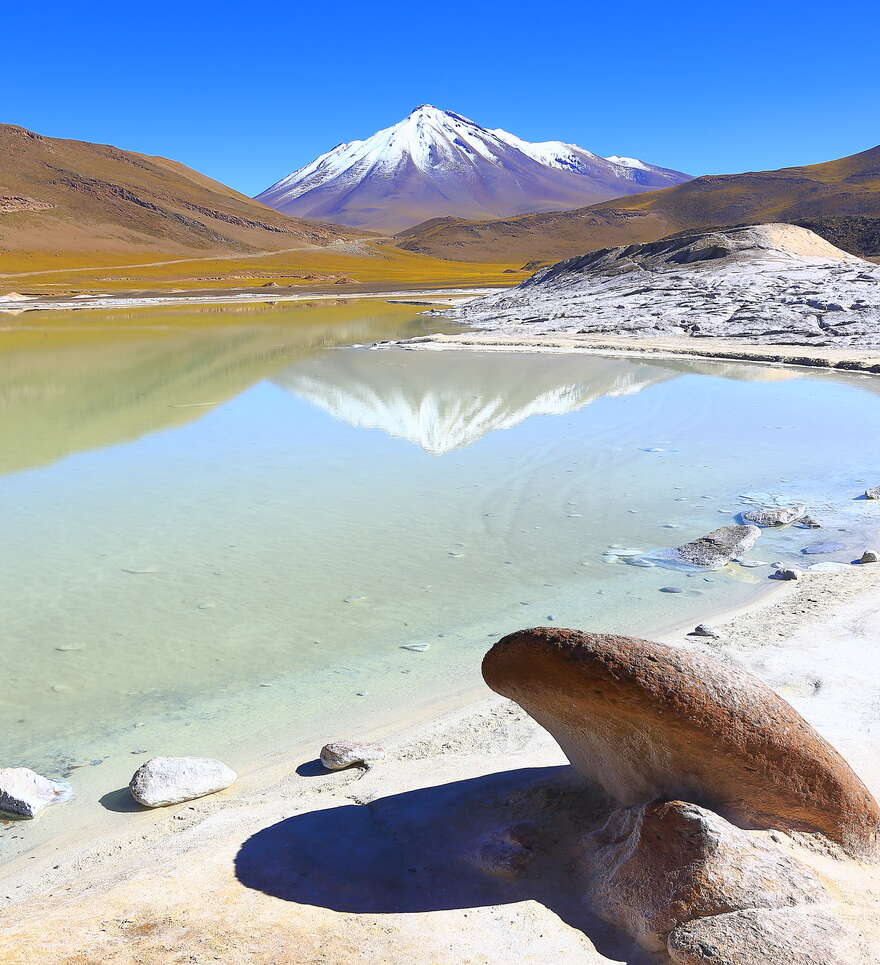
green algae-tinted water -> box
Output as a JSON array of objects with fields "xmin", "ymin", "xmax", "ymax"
[{"xmin": 2, "ymin": 300, "xmax": 880, "ymax": 853}]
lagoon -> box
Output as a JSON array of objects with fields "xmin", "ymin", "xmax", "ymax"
[{"xmin": 2, "ymin": 299, "xmax": 880, "ymax": 857}]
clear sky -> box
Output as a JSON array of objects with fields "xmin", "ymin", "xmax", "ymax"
[{"xmin": 6, "ymin": 0, "xmax": 879, "ymax": 197}]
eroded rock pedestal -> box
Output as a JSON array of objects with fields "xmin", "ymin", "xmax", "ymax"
[{"xmin": 482, "ymin": 627, "xmax": 880, "ymax": 963}]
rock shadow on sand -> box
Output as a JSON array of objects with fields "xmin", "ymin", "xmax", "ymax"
[{"xmin": 234, "ymin": 765, "xmax": 648, "ymax": 962}]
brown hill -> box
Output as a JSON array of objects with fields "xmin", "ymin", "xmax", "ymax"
[
  {"xmin": 395, "ymin": 144, "xmax": 880, "ymax": 263},
  {"xmin": 0, "ymin": 124, "xmax": 353, "ymax": 263}
]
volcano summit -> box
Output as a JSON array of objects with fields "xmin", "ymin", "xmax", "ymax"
[{"xmin": 256, "ymin": 106, "xmax": 690, "ymax": 232}]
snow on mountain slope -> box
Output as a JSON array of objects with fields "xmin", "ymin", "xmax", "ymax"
[{"xmin": 256, "ymin": 106, "xmax": 691, "ymax": 233}]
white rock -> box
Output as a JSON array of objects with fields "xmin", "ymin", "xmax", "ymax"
[
  {"xmin": 320, "ymin": 741, "xmax": 385, "ymax": 771},
  {"xmin": 129, "ymin": 756, "xmax": 236, "ymax": 807},
  {"xmin": 0, "ymin": 767, "xmax": 71, "ymax": 817}
]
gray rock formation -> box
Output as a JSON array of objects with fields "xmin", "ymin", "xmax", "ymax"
[
  {"xmin": 441, "ymin": 225, "xmax": 880, "ymax": 347},
  {"xmin": 586, "ymin": 800, "xmax": 826, "ymax": 952},
  {"xmin": 129, "ymin": 756, "xmax": 236, "ymax": 807},
  {"xmin": 742, "ymin": 504, "xmax": 806, "ymax": 527},
  {"xmin": 0, "ymin": 767, "xmax": 71, "ymax": 817},
  {"xmin": 677, "ymin": 524, "xmax": 761, "ymax": 569},
  {"xmin": 859, "ymin": 550, "xmax": 878, "ymax": 564},
  {"xmin": 320, "ymin": 741, "xmax": 386, "ymax": 771},
  {"xmin": 866, "ymin": 486, "xmax": 880, "ymax": 500}
]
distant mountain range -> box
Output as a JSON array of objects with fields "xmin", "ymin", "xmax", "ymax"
[
  {"xmin": 0, "ymin": 124, "xmax": 351, "ymax": 260},
  {"xmin": 256, "ymin": 105, "xmax": 691, "ymax": 233},
  {"xmin": 396, "ymin": 144, "xmax": 880, "ymax": 263}
]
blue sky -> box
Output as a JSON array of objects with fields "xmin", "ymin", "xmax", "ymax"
[{"xmin": 6, "ymin": 0, "xmax": 879, "ymax": 196}]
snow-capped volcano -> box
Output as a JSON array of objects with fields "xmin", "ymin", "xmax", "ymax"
[{"xmin": 256, "ymin": 106, "xmax": 691, "ymax": 233}]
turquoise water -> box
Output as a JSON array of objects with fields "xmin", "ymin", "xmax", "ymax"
[{"xmin": 2, "ymin": 301, "xmax": 880, "ymax": 852}]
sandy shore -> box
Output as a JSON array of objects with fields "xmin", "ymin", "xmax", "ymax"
[
  {"xmin": 3, "ymin": 560, "xmax": 880, "ymax": 964},
  {"xmin": 400, "ymin": 331, "xmax": 880, "ymax": 374}
]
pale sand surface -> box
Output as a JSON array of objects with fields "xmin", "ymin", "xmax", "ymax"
[
  {"xmin": 2, "ymin": 565, "xmax": 880, "ymax": 964},
  {"xmin": 401, "ymin": 331, "xmax": 880, "ymax": 374}
]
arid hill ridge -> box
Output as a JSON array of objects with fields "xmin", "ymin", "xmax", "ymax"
[
  {"xmin": 396, "ymin": 144, "xmax": 880, "ymax": 263},
  {"xmin": 0, "ymin": 124, "xmax": 354, "ymax": 260}
]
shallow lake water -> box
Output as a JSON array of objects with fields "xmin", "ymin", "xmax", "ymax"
[{"xmin": 3, "ymin": 299, "xmax": 880, "ymax": 854}]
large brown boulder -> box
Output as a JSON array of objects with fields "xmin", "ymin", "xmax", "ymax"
[
  {"xmin": 586, "ymin": 799, "xmax": 826, "ymax": 951},
  {"xmin": 482, "ymin": 628, "xmax": 880, "ymax": 853}
]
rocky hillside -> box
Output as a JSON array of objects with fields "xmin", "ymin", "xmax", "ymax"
[
  {"xmin": 442, "ymin": 224, "xmax": 880, "ymax": 346},
  {"xmin": 0, "ymin": 124, "xmax": 352, "ymax": 260},
  {"xmin": 398, "ymin": 144, "xmax": 880, "ymax": 263}
]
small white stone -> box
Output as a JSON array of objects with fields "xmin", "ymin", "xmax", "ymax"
[{"xmin": 129, "ymin": 756, "xmax": 236, "ymax": 807}]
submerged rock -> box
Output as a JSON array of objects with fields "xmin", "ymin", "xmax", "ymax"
[
  {"xmin": 802, "ymin": 540, "xmax": 847, "ymax": 555},
  {"xmin": 319, "ymin": 741, "xmax": 385, "ymax": 771},
  {"xmin": 794, "ymin": 514, "xmax": 821, "ymax": 529},
  {"xmin": 129, "ymin": 757, "xmax": 236, "ymax": 807},
  {"xmin": 0, "ymin": 767, "xmax": 71, "ymax": 818},
  {"xmin": 482, "ymin": 627, "xmax": 880, "ymax": 853},
  {"xmin": 667, "ymin": 907, "xmax": 863, "ymax": 965},
  {"xmin": 677, "ymin": 524, "xmax": 760, "ymax": 569},
  {"xmin": 586, "ymin": 800, "xmax": 826, "ymax": 952},
  {"xmin": 741, "ymin": 504, "xmax": 806, "ymax": 528}
]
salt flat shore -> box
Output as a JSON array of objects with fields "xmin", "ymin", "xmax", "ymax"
[
  {"xmin": 0, "ymin": 287, "xmax": 494, "ymax": 314},
  {"xmin": 398, "ymin": 330, "xmax": 880, "ymax": 374},
  {"xmin": 3, "ymin": 563, "xmax": 879, "ymax": 964}
]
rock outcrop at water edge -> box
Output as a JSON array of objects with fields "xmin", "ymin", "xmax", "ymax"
[{"xmin": 441, "ymin": 224, "xmax": 880, "ymax": 347}]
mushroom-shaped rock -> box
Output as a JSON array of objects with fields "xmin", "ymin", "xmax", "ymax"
[
  {"xmin": 129, "ymin": 756, "xmax": 236, "ymax": 807},
  {"xmin": 586, "ymin": 800, "xmax": 826, "ymax": 952},
  {"xmin": 482, "ymin": 628, "xmax": 880, "ymax": 853},
  {"xmin": 667, "ymin": 907, "xmax": 864, "ymax": 965},
  {"xmin": 0, "ymin": 767, "xmax": 71, "ymax": 818},
  {"xmin": 677, "ymin": 524, "xmax": 760, "ymax": 568}
]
